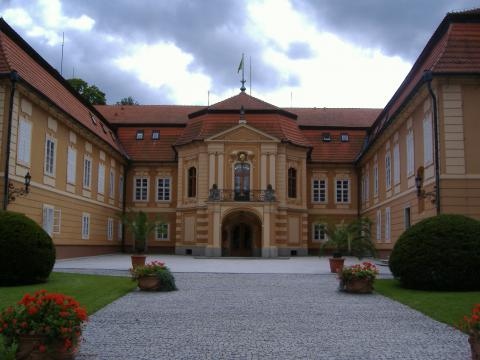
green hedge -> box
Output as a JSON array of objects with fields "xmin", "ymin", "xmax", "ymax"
[
  {"xmin": 0, "ymin": 211, "xmax": 55, "ymax": 285},
  {"xmin": 389, "ymin": 214, "xmax": 480, "ymax": 291}
]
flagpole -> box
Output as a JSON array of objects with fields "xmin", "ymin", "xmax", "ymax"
[
  {"xmin": 249, "ymin": 56, "xmax": 252, "ymax": 95},
  {"xmin": 241, "ymin": 53, "xmax": 246, "ymax": 92}
]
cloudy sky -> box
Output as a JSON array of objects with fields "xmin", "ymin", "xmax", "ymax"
[{"xmin": 0, "ymin": 0, "xmax": 478, "ymax": 108}]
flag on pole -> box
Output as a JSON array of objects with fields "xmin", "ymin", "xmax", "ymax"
[{"xmin": 237, "ymin": 54, "xmax": 244, "ymax": 73}]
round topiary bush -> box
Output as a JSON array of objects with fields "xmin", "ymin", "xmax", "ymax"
[
  {"xmin": 0, "ymin": 211, "xmax": 56, "ymax": 285},
  {"xmin": 389, "ymin": 214, "xmax": 480, "ymax": 291}
]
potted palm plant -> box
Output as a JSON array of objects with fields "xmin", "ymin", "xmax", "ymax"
[
  {"xmin": 321, "ymin": 217, "xmax": 376, "ymax": 273},
  {"xmin": 120, "ymin": 210, "xmax": 159, "ymax": 268}
]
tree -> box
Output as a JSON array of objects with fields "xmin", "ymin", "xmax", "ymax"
[
  {"xmin": 117, "ymin": 96, "xmax": 139, "ymax": 105},
  {"xmin": 67, "ymin": 78, "xmax": 106, "ymax": 105}
]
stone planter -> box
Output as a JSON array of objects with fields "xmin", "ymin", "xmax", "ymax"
[
  {"xmin": 329, "ymin": 257, "xmax": 345, "ymax": 273},
  {"xmin": 344, "ymin": 278, "xmax": 374, "ymax": 294},
  {"xmin": 137, "ymin": 275, "xmax": 161, "ymax": 291},
  {"xmin": 470, "ymin": 335, "xmax": 480, "ymax": 360},
  {"xmin": 131, "ymin": 255, "xmax": 146, "ymax": 269},
  {"xmin": 16, "ymin": 334, "xmax": 77, "ymax": 360}
]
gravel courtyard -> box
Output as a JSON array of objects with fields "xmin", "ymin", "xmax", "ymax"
[{"xmin": 76, "ymin": 273, "xmax": 469, "ymax": 360}]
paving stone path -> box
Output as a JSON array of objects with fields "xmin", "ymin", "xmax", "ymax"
[{"xmin": 75, "ymin": 272, "xmax": 469, "ymax": 359}]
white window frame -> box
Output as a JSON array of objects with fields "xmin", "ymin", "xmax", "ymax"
[
  {"xmin": 376, "ymin": 210, "xmax": 382, "ymax": 242},
  {"xmin": 393, "ymin": 143, "xmax": 400, "ymax": 185},
  {"xmin": 109, "ymin": 169, "xmax": 115, "ymax": 199},
  {"xmin": 156, "ymin": 177, "xmax": 171, "ymax": 202},
  {"xmin": 134, "ymin": 176, "xmax": 149, "ymax": 202},
  {"xmin": 17, "ymin": 117, "xmax": 32, "ymax": 166},
  {"xmin": 385, "ymin": 151, "xmax": 391, "ymax": 190},
  {"xmin": 312, "ymin": 179, "xmax": 327, "ymax": 203},
  {"xmin": 312, "ymin": 223, "xmax": 327, "ymax": 242},
  {"xmin": 83, "ymin": 155, "xmax": 92, "ymax": 189},
  {"xmin": 335, "ymin": 178, "xmax": 350, "ymax": 204},
  {"xmin": 42, "ymin": 204, "xmax": 54, "ymax": 236},
  {"xmin": 385, "ymin": 207, "xmax": 391, "ymax": 243},
  {"xmin": 107, "ymin": 218, "xmax": 114, "ymax": 241},
  {"xmin": 155, "ymin": 223, "xmax": 169, "ymax": 241},
  {"xmin": 81, "ymin": 213, "xmax": 90, "ymax": 240},
  {"xmin": 98, "ymin": 163, "xmax": 105, "ymax": 195},
  {"xmin": 44, "ymin": 135, "xmax": 56, "ymax": 177},
  {"xmin": 423, "ymin": 113, "xmax": 433, "ymax": 166},
  {"xmin": 67, "ymin": 146, "xmax": 76, "ymax": 185},
  {"xmin": 119, "ymin": 175, "xmax": 124, "ymax": 202},
  {"xmin": 373, "ymin": 163, "xmax": 379, "ymax": 197},
  {"xmin": 406, "ymin": 129, "xmax": 414, "ymax": 177},
  {"xmin": 404, "ymin": 207, "xmax": 411, "ymax": 230}
]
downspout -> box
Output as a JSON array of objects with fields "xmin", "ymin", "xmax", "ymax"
[
  {"xmin": 2, "ymin": 71, "xmax": 19, "ymax": 211},
  {"xmin": 424, "ymin": 71, "xmax": 441, "ymax": 215}
]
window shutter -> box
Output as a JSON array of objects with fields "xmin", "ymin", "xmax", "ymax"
[
  {"xmin": 18, "ymin": 118, "xmax": 32, "ymax": 164},
  {"xmin": 393, "ymin": 144, "xmax": 400, "ymax": 185},
  {"xmin": 423, "ymin": 115, "xmax": 433, "ymax": 165},
  {"xmin": 67, "ymin": 147, "xmax": 76, "ymax": 184},
  {"xmin": 53, "ymin": 209, "xmax": 61, "ymax": 234},
  {"xmin": 98, "ymin": 164, "xmax": 105, "ymax": 194}
]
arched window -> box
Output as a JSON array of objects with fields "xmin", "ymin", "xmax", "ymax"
[
  {"xmin": 288, "ymin": 167, "xmax": 297, "ymax": 198},
  {"xmin": 188, "ymin": 167, "xmax": 196, "ymax": 197}
]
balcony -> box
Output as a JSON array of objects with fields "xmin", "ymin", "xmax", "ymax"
[{"xmin": 208, "ymin": 187, "xmax": 276, "ymax": 202}]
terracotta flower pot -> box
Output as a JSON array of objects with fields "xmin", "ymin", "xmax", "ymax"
[
  {"xmin": 470, "ymin": 335, "xmax": 480, "ymax": 360},
  {"xmin": 329, "ymin": 257, "xmax": 345, "ymax": 273},
  {"xmin": 137, "ymin": 275, "xmax": 161, "ymax": 291},
  {"xmin": 344, "ymin": 278, "xmax": 374, "ymax": 294},
  {"xmin": 131, "ymin": 255, "xmax": 146, "ymax": 269},
  {"xmin": 16, "ymin": 334, "xmax": 77, "ymax": 360}
]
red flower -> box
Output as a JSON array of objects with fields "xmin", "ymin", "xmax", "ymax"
[
  {"xmin": 28, "ymin": 306, "xmax": 38, "ymax": 315},
  {"xmin": 38, "ymin": 344, "xmax": 47, "ymax": 353}
]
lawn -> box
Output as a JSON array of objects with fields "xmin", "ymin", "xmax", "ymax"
[
  {"xmin": 0, "ymin": 272, "xmax": 136, "ymax": 315},
  {"xmin": 375, "ymin": 279, "xmax": 480, "ymax": 327}
]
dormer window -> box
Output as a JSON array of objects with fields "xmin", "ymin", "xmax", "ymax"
[
  {"xmin": 136, "ymin": 130, "xmax": 144, "ymax": 140},
  {"xmin": 152, "ymin": 130, "xmax": 160, "ymax": 140},
  {"xmin": 89, "ymin": 113, "xmax": 97, "ymax": 125},
  {"xmin": 341, "ymin": 133, "xmax": 349, "ymax": 142},
  {"xmin": 322, "ymin": 133, "xmax": 331, "ymax": 142}
]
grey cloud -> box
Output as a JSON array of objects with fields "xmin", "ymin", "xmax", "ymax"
[
  {"xmin": 291, "ymin": 0, "xmax": 480, "ymax": 61},
  {"xmin": 286, "ymin": 41, "xmax": 314, "ymax": 59}
]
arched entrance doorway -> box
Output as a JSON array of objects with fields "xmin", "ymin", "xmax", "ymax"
[{"xmin": 221, "ymin": 211, "xmax": 262, "ymax": 257}]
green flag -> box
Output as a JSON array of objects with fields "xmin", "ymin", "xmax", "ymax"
[{"xmin": 237, "ymin": 54, "xmax": 244, "ymax": 73}]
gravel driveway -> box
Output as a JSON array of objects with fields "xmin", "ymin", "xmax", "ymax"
[{"xmin": 76, "ymin": 273, "xmax": 469, "ymax": 360}]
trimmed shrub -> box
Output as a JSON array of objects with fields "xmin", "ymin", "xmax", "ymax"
[
  {"xmin": 389, "ymin": 214, "xmax": 480, "ymax": 291},
  {"xmin": 0, "ymin": 211, "xmax": 56, "ymax": 286}
]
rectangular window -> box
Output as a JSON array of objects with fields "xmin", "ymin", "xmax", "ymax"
[
  {"xmin": 385, "ymin": 207, "xmax": 391, "ymax": 243},
  {"xmin": 155, "ymin": 223, "xmax": 169, "ymax": 241},
  {"xmin": 98, "ymin": 163, "xmax": 105, "ymax": 195},
  {"xmin": 365, "ymin": 173, "xmax": 369, "ymax": 201},
  {"xmin": 82, "ymin": 213, "xmax": 90, "ymax": 240},
  {"xmin": 107, "ymin": 218, "xmax": 114, "ymax": 241},
  {"xmin": 119, "ymin": 175, "xmax": 124, "ymax": 202},
  {"xmin": 44, "ymin": 137, "xmax": 56, "ymax": 176},
  {"xmin": 393, "ymin": 143, "xmax": 400, "ymax": 185},
  {"xmin": 322, "ymin": 133, "xmax": 331, "ymax": 142},
  {"xmin": 83, "ymin": 156, "xmax": 92, "ymax": 188},
  {"xmin": 109, "ymin": 169, "xmax": 115, "ymax": 198},
  {"xmin": 406, "ymin": 129, "xmax": 414, "ymax": 176},
  {"xmin": 404, "ymin": 207, "xmax": 411, "ymax": 230},
  {"xmin": 313, "ymin": 224, "xmax": 327, "ymax": 242},
  {"xmin": 157, "ymin": 178, "xmax": 171, "ymax": 201},
  {"xmin": 373, "ymin": 163, "xmax": 379, "ymax": 197},
  {"xmin": 340, "ymin": 133, "xmax": 349, "ymax": 142},
  {"xmin": 67, "ymin": 147, "xmax": 76, "ymax": 184},
  {"xmin": 423, "ymin": 113, "xmax": 433, "ymax": 166},
  {"xmin": 335, "ymin": 179, "xmax": 349, "ymax": 203},
  {"xmin": 42, "ymin": 205, "xmax": 54, "ymax": 236},
  {"xmin": 17, "ymin": 117, "xmax": 32, "ymax": 165},
  {"xmin": 134, "ymin": 177, "xmax": 148, "ymax": 201},
  {"xmin": 118, "ymin": 220, "xmax": 123, "ymax": 242},
  {"xmin": 376, "ymin": 210, "xmax": 382, "ymax": 242},
  {"xmin": 152, "ymin": 130, "xmax": 160, "ymax": 140},
  {"xmin": 385, "ymin": 152, "xmax": 391, "ymax": 190},
  {"xmin": 312, "ymin": 179, "xmax": 326, "ymax": 203},
  {"xmin": 136, "ymin": 130, "xmax": 144, "ymax": 140}
]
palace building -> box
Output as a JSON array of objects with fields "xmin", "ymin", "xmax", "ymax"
[{"xmin": 1, "ymin": 10, "xmax": 480, "ymax": 258}]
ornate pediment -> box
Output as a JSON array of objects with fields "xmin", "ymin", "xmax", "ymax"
[{"xmin": 206, "ymin": 124, "xmax": 279, "ymax": 143}]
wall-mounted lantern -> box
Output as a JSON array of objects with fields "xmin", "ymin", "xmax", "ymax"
[
  {"xmin": 8, "ymin": 171, "xmax": 31, "ymax": 203},
  {"xmin": 415, "ymin": 167, "xmax": 436, "ymax": 204}
]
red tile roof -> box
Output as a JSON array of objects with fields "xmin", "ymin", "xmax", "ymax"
[
  {"xmin": 292, "ymin": 108, "xmax": 380, "ymax": 127},
  {"xmin": 0, "ymin": 19, "xmax": 124, "ymax": 156},
  {"xmin": 96, "ymin": 105, "xmax": 202, "ymax": 125},
  {"xmin": 303, "ymin": 129, "xmax": 367, "ymax": 163},
  {"xmin": 116, "ymin": 127, "xmax": 182, "ymax": 162}
]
